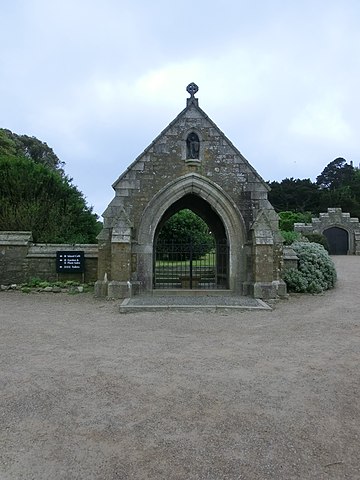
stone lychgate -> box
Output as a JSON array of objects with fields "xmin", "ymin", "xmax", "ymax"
[{"xmin": 96, "ymin": 84, "xmax": 286, "ymax": 299}]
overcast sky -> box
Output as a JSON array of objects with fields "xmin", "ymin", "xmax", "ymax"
[{"xmin": 1, "ymin": 0, "xmax": 359, "ymax": 217}]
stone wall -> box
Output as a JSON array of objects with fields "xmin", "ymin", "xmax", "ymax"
[
  {"xmin": 0, "ymin": 231, "xmax": 98, "ymax": 285},
  {"xmin": 294, "ymin": 208, "xmax": 360, "ymax": 255}
]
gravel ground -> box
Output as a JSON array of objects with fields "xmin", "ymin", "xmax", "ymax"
[{"xmin": 0, "ymin": 256, "xmax": 359, "ymax": 480}]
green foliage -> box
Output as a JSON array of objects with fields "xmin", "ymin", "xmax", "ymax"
[
  {"xmin": 315, "ymin": 159, "xmax": 360, "ymax": 218},
  {"xmin": 278, "ymin": 211, "xmax": 312, "ymax": 231},
  {"xmin": 268, "ymin": 178, "xmax": 320, "ymax": 213},
  {"xmin": 0, "ymin": 128, "xmax": 64, "ymax": 174},
  {"xmin": 157, "ymin": 209, "xmax": 215, "ymax": 260},
  {"xmin": 24, "ymin": 277, "xmax": 43, "ymax": 288},
  {"xmin": 318, "ymin": 185, "xmax": 360, "ymax": 220},
  {"xmin": 316, "ymin": 157, "xmax": 354, "ymax": 190},
  {"xmin": 0, "ymin": 155, "xmax": 101, "ymax": 243},
  {"xmin": 269, "ymin": 158, "xmax": 360, "ymax": 221},
  {"xmin": 0, "ymin": 130, "xmax": 17, "ymax": 156},
  {"xmin": 281, "ymin": 230, "xmax": 302, "ymax": 245},
  {"xmin": 20, "ymin": 278, "xmax": 92, "ymax": 294},
  {"xmin": 303, "ymin": 232, "xmax": 329, "ymax": 252},
  {"xmin": 284, "ymin": 242, "xmax": 337, "ymax": 294},
  {"xmin": 21, "ymin": 287, "xmax": 32, "ymax": 294}
]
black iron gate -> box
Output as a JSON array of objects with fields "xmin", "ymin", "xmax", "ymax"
[{"xmin": 154, "ymin": 241, "xmax": 228, "ymax": 289}]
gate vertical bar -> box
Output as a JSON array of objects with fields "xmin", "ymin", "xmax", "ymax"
[{"xmin": 189, "ymin": 239, "xmax": 193, "ymax": 289}]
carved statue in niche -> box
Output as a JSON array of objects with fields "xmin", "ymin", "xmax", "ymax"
[{"xmin": 186, "ymin": 132, "xmax": 200, "ymax": 159}]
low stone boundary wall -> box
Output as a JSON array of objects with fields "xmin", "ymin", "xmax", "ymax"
[
  {"xmin": 0, "ymin": 231, "xmax": 98, "ymax": 285},
  {"xmin": 283, "ymin": 245, "xmax": 298, "ymax": 271}
]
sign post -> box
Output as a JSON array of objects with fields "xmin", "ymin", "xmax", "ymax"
[{"xmin": 56, "ymin": 251, "xmax": 85, "ymax": 282}]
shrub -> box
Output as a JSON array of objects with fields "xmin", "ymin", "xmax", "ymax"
[
  {"xmin": 157, "ymin": 209, "xmax": 215, "ymax": 261},
  {"xmin": 283, "ymin": 242, "xmax": 337, "ymax": 294},
  {"xmin": 24, "ymin": 277, "xmax": 42, "ymax": 288},
  {"xmin": 303, "ymin": 232, "xmax": 329, "ymax": 252},
  {"xmin": 279, "ymin": 211, "xmax": 312, "ymax": 232},
  {"xmin": 281, "ymin": 230, "xmax": 302, "ymax": 245}
]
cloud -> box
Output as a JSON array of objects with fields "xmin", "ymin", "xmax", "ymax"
[
  {"xmin": 1, "ymin": 0, "xmax": 360, "ymax": 216},
  {"xmin": 289, "ymin": 94, "xmax": 352, "ymax": 143}
]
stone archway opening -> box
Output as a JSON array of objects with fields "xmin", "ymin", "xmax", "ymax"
[
  {"xmin": 323, "ymin": 227, "xmax": 349, "ymax": 255},
  {"xmin": 135, "ymin": 173, "xmax": 247, "ymax": 294},
  {"xmin": 153, "ymin": 194, "xmax": 229, "ymax": 289}
]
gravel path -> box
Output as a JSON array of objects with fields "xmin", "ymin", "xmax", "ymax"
[{"xmin": 0, "ymin": 256, "xmax": 359, "ymax": 479}]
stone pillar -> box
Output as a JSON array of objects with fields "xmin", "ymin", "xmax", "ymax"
[
  {"xmin": 95, "ymin": 213, "xmax": 133, "ymax": 298},
  {"xmin": 248, "ymin": 210, "xmax": 287, "ymax": 299},
  {"xmin": 96, "ymin": 229, "xmax": 112, "ymax": 281},
  {"xmin": 0, "ymin": 232, "xmax": 32, "ymax": 284}
]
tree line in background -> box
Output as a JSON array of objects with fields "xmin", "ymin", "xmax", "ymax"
[
  {"xmin": 269, "ymin": 157, "xmax": 360, "ymax": 220},
  {"xmin": 1, "ymin": 126, "xmax": 359, "ymax": 246},
  {"xmin": 0, "ymin": 129, "xmax": 101, "ymax": 243},
  {"xmin": 159, "ymin": 157, "xmax": 360, "ymax": 249}
]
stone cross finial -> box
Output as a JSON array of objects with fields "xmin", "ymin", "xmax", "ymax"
[{"xmin": 186, "ymin": 82, "xmax": 199, "ymax": 98}]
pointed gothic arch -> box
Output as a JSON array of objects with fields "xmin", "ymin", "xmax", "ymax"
[{"xmin": 135, "ymin": 173, "xmax": 246, "ymax": 292}]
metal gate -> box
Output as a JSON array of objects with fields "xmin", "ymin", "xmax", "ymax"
[{"xmin": 154, "ymin": 241, "xmax": 228, "ymax": 289}]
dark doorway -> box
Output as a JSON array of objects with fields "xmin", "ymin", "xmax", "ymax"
[
  {"xmin": 153, "ymin": 194, "xmax": 229, "ymax": 289},
  {"xmin": 323, "ymin": 227, "xmax": 348, "ymax": 255}
]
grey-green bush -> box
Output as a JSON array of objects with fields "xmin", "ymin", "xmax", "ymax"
[{"xmin": 283, "ymin": 242, "xmax": 337, "ymax": 294}]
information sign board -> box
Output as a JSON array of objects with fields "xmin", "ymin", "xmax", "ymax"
[{"xmin": 56, "ymin": 251, "xmax": 85, "ymax": 273}]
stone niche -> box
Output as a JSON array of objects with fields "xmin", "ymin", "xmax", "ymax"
[{"xmin": 96, "ymin": 84, "xmax": 286, "ymax": 299}]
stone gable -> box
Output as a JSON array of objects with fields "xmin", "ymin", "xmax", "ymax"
[{"xmin": 108, "ymin": 100, "xmax": 270, "ymax": 226}]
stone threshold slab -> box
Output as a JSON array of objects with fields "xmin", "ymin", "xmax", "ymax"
[{"xmin": 119, "ymin": 297, "xmax": 271, "ymax": 314}]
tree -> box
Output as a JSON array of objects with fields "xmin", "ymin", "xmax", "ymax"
[
  {"xmin": 0, "ymin": 154, "xmax": 100, "ymax": 243},
  {"xmin": 268, "ymin": 158, "xmax": 360, "ymax": 220},
  {"xmin": 318, "ymin": 186, "xmax": 360, "ymax": 219},
  {"xmin": 278, "ymin": 211, "xmax": 313, "ymax": 231},
  {"xmin": 315, "ymin": 158, "xmax": 360, "ymax": 218},
  {"xmin": 316, "ymin": 157, "xmax": 354, "ymax": 190},
  {"xmin": 0, "ymin": 129, "xmax": 16, "ymax": 156},
  {"xmin": 268, "ymin": 178, "xmax": 320, "ymax": 213},
  {"xmin": 0, "ymin": 128, "xmax": 65, "ymax": 174},
  {"xmin": 157, "ymin": 209, "xmax": 214, "ymax": 260}
]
